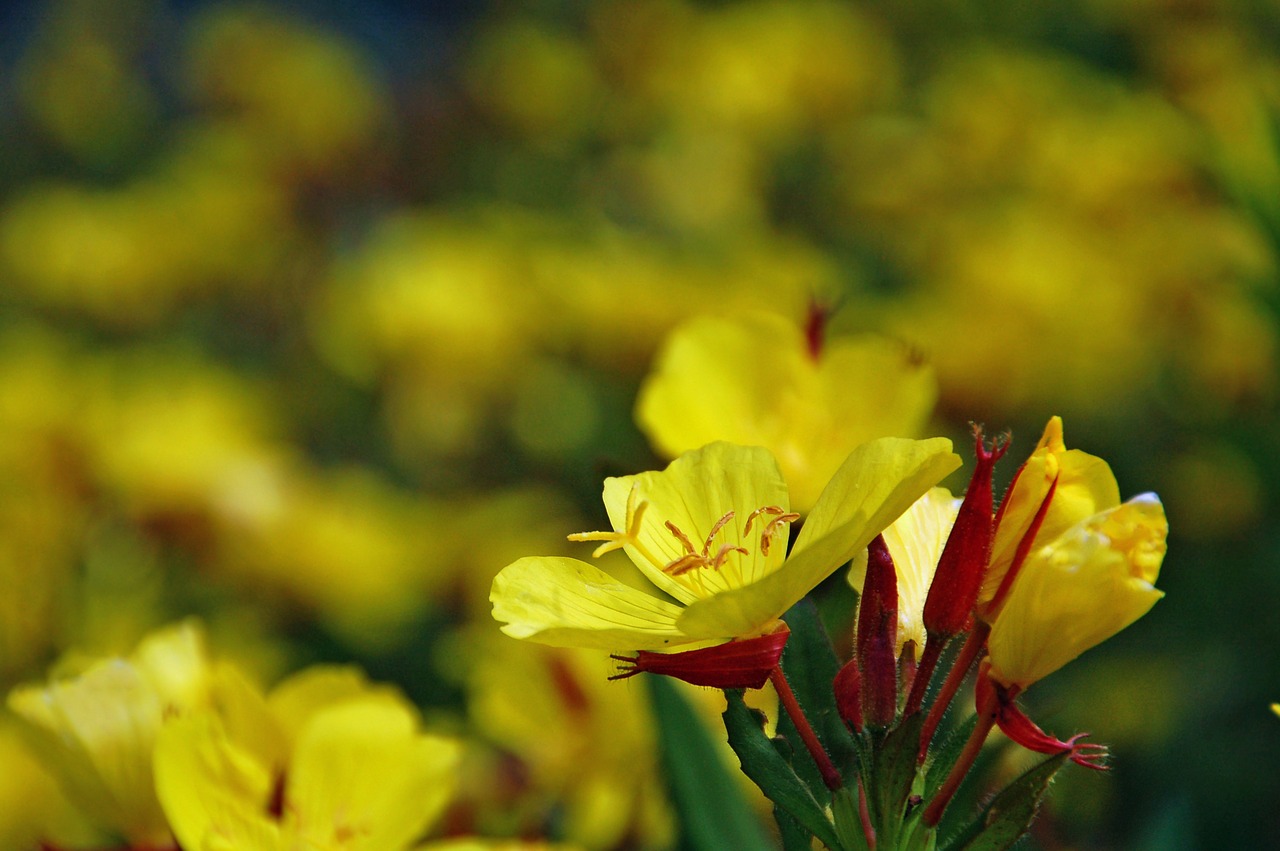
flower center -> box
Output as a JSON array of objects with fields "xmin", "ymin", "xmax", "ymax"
[{"xmin": 662, "ymin": 511, "xmax": 747, "ymax": 576}]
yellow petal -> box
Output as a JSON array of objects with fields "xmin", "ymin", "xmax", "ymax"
[
  {"xmin": 267, "ymin": 667, "xmax": 404, "ymax": 757},
  {"xmin": 849, "ymin": 487, "xmax": 959, "ymax": 658},
  {"xmin": 636, "ymin": 313, "xmax": 792, "ymax": 460},
  {"xmin": 285, "ymin": 700, "xmax": 460, "ymax": 851},
  {"xmin": 981, "ymin": 417, "xmax": 1120, "ymax": 611},
  {"xmin": 6, "ymin": 621, "xmax": 212, "ymax": 845},
  {"xmin": 491, "ymin": 557, "xmax": 686, "ymax": 650},
  {"xmin": 603, "ymin": 442, "xmax": 789, "ymax": 601},
  {"xmin": 987, "ymin": 495, "xmax": 1167, "ymax": 689},
  {"xmin": 677, "ymin": 437, "xmax": 960, "ymax": 639},
  {"xmin": 636, "ymin": 313, "xmax": 936, "ymax": 512},
  {"xmin": 153, "ymin": 711, "xmax": 278, "ymax": 851}
]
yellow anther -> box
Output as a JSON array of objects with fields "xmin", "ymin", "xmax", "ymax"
[
  {"xmin": 744, "ymin": 505, "xmax": 799, "ymax": 556},
  {"xmin": 662, "ymin": 511, "xmax": 744, "ymax": 576}
]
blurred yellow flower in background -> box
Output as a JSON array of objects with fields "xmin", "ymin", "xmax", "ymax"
[
  {"xmin": 7, "ymin": 621, "xmax": 214, "ymax": 847},
  {"xmin": 156, "ymin": 665, "xmax": 460, "ymax": 851},
  {"xmin": 638, "ymin": 311, "xmax": 937, "ymax": 512},
  {"xmin": 464, "ymin": 635, "xmax": 674, "ymax": 850}
]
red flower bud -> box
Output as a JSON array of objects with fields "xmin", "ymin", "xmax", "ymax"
[
  {"xmin": 609, "ymin": 625, "xmax": 789, "ymax": 689},
  {"xmin": 922, "ymin": 426, "xmax": 1008, "ymax": 638},
  {"xmin": 857, "ymin": 535, "xmax": 898, "ymax": 727},
  {"xmin": 833, "ymin": 658, "xmax": 863, "ymax": 731}
]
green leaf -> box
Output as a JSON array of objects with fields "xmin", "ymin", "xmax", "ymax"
[
  {"xmin": 777, "ymin": 806, "xmax": 818, "ymax": 851},
  {"xmin": 646, "ymin": 677, "xmax": 777, "ymax": 851},
  {"xmin": 723, "ymin": 688, "xmax": 845, "ymax": 851},
  {"xmin": 938, "ymin": 752, "xmax": 1069, "ymax": 851},
  {"xmin": 778, "ymin": 600, "xmax": 857, "ymax": 791}
]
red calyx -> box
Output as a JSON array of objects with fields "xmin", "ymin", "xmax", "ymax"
[
  {"xmin": 976, "ymin": 663, "xmax": 1109, "ymax": 771},
  {"xmin": 922, "ymin": 425, "xmax": 1008, "ymax": 638},
  {"xmin": 609, "ymin": 626, "xmax": 790, "ymax": 690}
]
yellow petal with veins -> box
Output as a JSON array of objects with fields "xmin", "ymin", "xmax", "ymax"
[
  {"xmin": 677, "ymin": 437, "xmax": 960, "ymax": 638},
  {"xmin": 603, "ymin": 442, "xmax": 789, "ymax": 602},
  {"xmin": 154, "ymin": 712, "xmax": 277, "ymax": 851},
  {"xmin": 491, "ymin": 557, "xmax": 687, "ymax": 650}
]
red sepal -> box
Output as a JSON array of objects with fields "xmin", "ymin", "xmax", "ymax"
[
  {"xmin": 609, "ymin": 626, "xmax": 790, "ymax": 690},
  {"xmin": 923, "ymin": 426, "xmax": 1007, "ymax": 637},
  {"xmin": 976, "ymin": 664, "xmax": 1109, "ymax": 771}
]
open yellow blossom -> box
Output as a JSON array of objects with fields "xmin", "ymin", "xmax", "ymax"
[
  {"xmin": 155, "ymin": 665, "xmax": 461, "ymax": 851},
  {"xmin": 636, "ymin": 312, "xmax": 937, "ymax": 511},
  {"xmin": 986, "ymin": 494, "xmax": 1167, "ymax": 689},
  {"xmin": 6, "ymin": 620, "xmax": 214, "ymax": 847},
  {"xmin": 848, "ymin": 487, "xmax": 960, "ymax": 660},
  {"xmin": 492, "ymin": 438, "xmax": 959, "ymax": 651}
]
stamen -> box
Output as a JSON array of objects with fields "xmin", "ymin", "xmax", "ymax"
[
  {"xmin": 703, "ymin": 511, "xmax": 736, "ymax": 552},
  {"xmin": 566, "ymin": 487, "xmax": 649, "ymax": 558},
  {"xmin": 710, "ymin": 543, "xmax": 749, "ymax": 568},
  {"xmin": 744, "ymin": 506, "xmax": 798, "ymax": 555},
  {"xmin": 662, "ymin": 512, "xmax": 746, "ymax": 576}
]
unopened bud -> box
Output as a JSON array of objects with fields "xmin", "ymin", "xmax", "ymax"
[
  {"xmin": 856, "ymin": 535, "xmax": 898, "ymax": 728},
  {"xmin": 833, "ymin": 659, "xmax": 863, "ymax": 731}
]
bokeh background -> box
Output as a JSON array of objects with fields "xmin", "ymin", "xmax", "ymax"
[{"xmin": 0, "ymin": 0, "xmax": 1277, "ymax": 848}]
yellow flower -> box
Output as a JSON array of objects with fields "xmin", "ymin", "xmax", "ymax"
[
  {"xmin": 635, "ymin": 312, "xmax": 937, "ymax": 511},
  {"xmin": 6, "ymin": 620, "xmax": 214, "ymax": 847},
  {"xmin": 155, "ymin": 665, "xmax": 461, "ymax": 851},
  {"xmin": 491, "ymin": 438, "xmax": 958, "ymax": 652},
  {"xmin": 985, "ymin": 494, "xmax": 1167, "ymax": 690},
  {"xmin": 848, "ymin": 487, "xmax": 959, "ymax": 660}
]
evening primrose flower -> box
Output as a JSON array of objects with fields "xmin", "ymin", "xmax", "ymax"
[
  {"xmin": 155, "ymin": 665, "xmax": 461, "ymax": 851},
  {"xmin": 636, "ymin": 312, "xmax": 937, "ymax": 511},
  {"xmin": 491, "ymin": 438, "xmax": 959, "ymax": 683},
  {"xmin": 6, "ymin": 620, "xmax": 214, "ymax": 847}
]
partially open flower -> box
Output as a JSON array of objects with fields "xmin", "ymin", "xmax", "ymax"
[{"xmin": 985, "ymin": 494, "xmax": 1166, "ymax": 690}]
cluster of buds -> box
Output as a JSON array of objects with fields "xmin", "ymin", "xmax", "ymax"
[{"xmin": 825, "ymin": 418, "xmax": 1166, "ymax": 845}]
